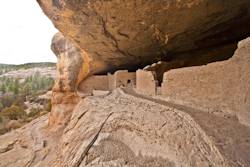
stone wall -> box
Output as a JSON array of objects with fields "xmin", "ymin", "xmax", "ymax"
[
  {"xmin": 108, "ymin": 70, "xmax": 136, "ymax": 90},
  {"xmin": 161, "ymin": 37, "xmax": 250, "ymax": 126},
  {"xmin": 136, "ymin": 70, "xmax": 158, "ymax": 96},
  {"xmin": 108, "ymin": 73, "xmax": 115, "ymax": 90},
  {"xmin": 78, "ymin": 75, "xmax": 109, "ymax": 95}
]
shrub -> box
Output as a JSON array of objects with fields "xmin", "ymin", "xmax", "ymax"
[
  {"xmin": 0, "ymin": 128, "xmax": 8, "ymax": 135},
  {"xmin": 5, "ymin": 120, "xmax": 22, "ymax": 130},
  {"xmin": 1, "ymin": 105, "xmax": 27, "ymax": 120},
  {"xmin": 0, "ymin": 102, "xmax": 3, "ymax": 111},
  {"xmin": 44, "ymin": 100, "xmax": 52, "ymax": 112},
  {"xmin": 27, "ymin": 108, "xmax": 40, "ymax": 118},
  {"xmin": 0, "ymin": 93, "xmax": 16, "ymax": 108}
]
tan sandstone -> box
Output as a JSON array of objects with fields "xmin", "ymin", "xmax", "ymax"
[
  {"xmin": 50, "ymin": 33, "xmax": 87, "ymax": 126},
  {"xmin": 1, "ymin": 89, "xmax": 250, "ymax": 166},
  {"xmin": 136, "ymin": 70, "xmax": 158, "ymax": 96}
]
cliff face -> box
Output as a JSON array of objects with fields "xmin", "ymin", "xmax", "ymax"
[
  {"xmin": 38, "ymin": 0, "xmax": 250, "ymax": 74},
  {"xmin": 37, "ymin": 0, "xmax": 250, "ymax": 124}
]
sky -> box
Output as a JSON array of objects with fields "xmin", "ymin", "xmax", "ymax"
[{"xmin": 0, "ymin": 0, "xmax": 58, "ymax": 64}]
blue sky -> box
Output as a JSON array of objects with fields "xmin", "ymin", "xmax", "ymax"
[{"xmin": 0, "ymin": 0, "xmax": 57, "ymax": 64}]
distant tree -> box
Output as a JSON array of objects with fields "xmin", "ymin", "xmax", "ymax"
[
  {"xmin": 1, "ymin": 105, "xmax": 26, "ymax": 120},
  {"xmin": 21, "ymin": 84, "xmax": 30, "ymax": 96},
  {"xmin": 0, "ymin": 84, "xmax": 6, "ymax": 93},
  {"xmin": 1, "ymin": 94, "xmax": 15, "ymax": 108},
  {"xmin": 0, "ymin": 102, "xmax": 3, "ymax": 111},
  {"xmin": 13, "ymin": 79, "xmax": 19, "ymax": 95}
]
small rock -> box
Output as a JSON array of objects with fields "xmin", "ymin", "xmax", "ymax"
[
  {"xmin": 5, "ymin": 120, "xmax": 22, "ymax": 130},
  {"xmin": 92, "ymin": 90, "xmax": 110, "ymax": 96}
]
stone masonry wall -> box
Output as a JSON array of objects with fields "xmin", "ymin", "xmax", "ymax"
[
  {"xmin": 108, "ymin": 70, "xmax": 136, "ymax": 90},
  {"xmin": 161, "ymin": 37, "xmax": 250, "ymax": 126},
  {"xmin": 136, "ymin": 70, "xmax": 158, "ymax": 96},
  {"xmin": 78, "ymin": 75, "xmax": 109, "ymax": 95}
]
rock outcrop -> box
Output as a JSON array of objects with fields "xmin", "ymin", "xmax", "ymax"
[
  {"xmin": 50, "ymin": 33, "xmax": 87, "ymax": 125},
  {"xmin": 1, "ymin": 89, "xmax": 250, "ymax": 166},
  {"xmin": 37, "ymin": 0, "xmax": 250, "ymax": 125}
]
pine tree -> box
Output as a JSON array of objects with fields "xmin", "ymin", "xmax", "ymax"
[
  {"xmin": 0, "ymin": 84, "xmax": 6, "ymax": 93},
  {"xmin": 13, "ymin": 79, "xmax": 19, "ymax": 95}
]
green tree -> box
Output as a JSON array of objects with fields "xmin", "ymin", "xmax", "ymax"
[
  {"xmin": 0, "ymin": 84, "xmax": 6, "ymax": 93},
  {"xmin": 13, "ymin": 79, "xmax": 19, "ymax": 95},
  {"xmin": 0, "ymin": 102, "xmax": 3, "ymax": 111},
  {"xmin": 1, "ymin": 105, "xmax": 26, "ymax": 120}
]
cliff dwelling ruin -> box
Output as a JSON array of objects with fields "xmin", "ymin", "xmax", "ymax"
[
  {"xmin": 36, "ymin": 0, "xmax": 250, "ymax": 126},
  {"xmin": 1, "ymin": 1, "xmax": 250, "ymax": 167}
]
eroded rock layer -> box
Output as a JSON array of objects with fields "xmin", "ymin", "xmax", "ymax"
[
  {"xmin": 38, "ymin": 0, "xmax": 250, "ymax": 75},
  {"xmin": 50, "ymin": 33, "xmax": 88, "ymax": 125}
]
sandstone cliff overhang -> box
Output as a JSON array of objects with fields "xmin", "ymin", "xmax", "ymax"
[{"xmin": 38, "ymin": 0, "xmax": 250, "ymax": 75}]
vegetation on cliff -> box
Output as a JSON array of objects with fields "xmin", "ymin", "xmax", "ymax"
[
  {"xmin": 0, "ymin": 64, "xmax": 55, "ymax": 135},
  {"xmin": 0, "ymin": 62, "xmax": 55, "ymax": 75}
]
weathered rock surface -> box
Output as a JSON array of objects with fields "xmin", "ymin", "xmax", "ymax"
[
  {"xmin": 38, "ymin": 0, "xmax": 250, "ymax": 75},
  {"xmin": 1, "ymin": 89, "xmax": 250, "ymax": 166},
  {"xmin": 49, "ymin": 32, "xmax": 87, "ymax": 125},
  {"xmin": 161, "ymin": 37, "xmax": 250, "ymax": 126}
]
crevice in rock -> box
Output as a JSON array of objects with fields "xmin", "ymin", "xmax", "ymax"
[
  {"xmin": 73, "ymin": 112, "xmax": 113, "ymax": 167},
  {"xmin": 0, "ymin": 141, "xmax": 16, "ymax": 154},
  {"xmin": 64, "ymin": 110, "xmax": 89, "ymax": 134}
]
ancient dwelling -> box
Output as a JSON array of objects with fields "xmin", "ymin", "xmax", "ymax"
[
  {"xmin": 37, "ymin": 0, "xmax": 250, "ymax": 127},
  {"xmin": 136, "ymin": 70, "xmax": 158, "ymax": 96},
  {"xmin": 132, "ymin": 38, "xmax": 250, "ymax": 127},
  {"xmin": 51, "ymin": 35, "xmax": 250, "ymax": 128},
  {"xmin": 78, "ymin": 70, "xmax": 136, "ymax": 96},
  {"xmin": 78, "ymin": 75, "xmax": 109, "ymax": 96},
  {"xmin": 161, "ymin": 38, "xmax": 250, "ymax": 127},
  {"xmin": 1, "ymin": 1, "xmax": 250, "ymax": 167},
  {"xmin": 108, "ymin": 70, "xmax": 136, "ymax": 90}
]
